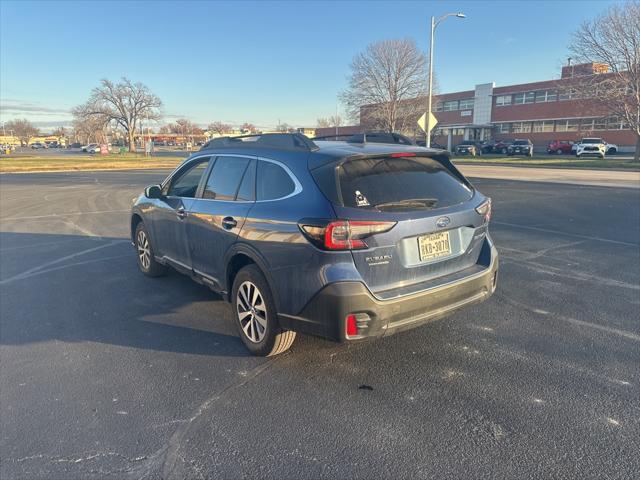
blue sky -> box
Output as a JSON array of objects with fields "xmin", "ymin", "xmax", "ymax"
[{"xmin": 0, "ymin": 0, "xmax": 618, "ymax": 131}]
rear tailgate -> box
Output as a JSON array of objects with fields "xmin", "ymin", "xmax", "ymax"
[{"xmin": 313, "ymin": 153, "xmax": 488, "ymax": 298}]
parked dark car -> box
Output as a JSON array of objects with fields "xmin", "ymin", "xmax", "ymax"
[
  {"xmin": 493, "ymin": 139, "xmax": 514, "ymax": 155},
  {"xmin": 415, "ymin": 139, "xmax": 447, "ymax": 149},
  {"xmin": 131, "ymin": 133, "xmax": 498, "ymax": 356},
  {"xmin": 455, "ymin": 140, "xmax": 482, "ymax": 156},
  {"xmin": 507, "ymin": 139, "xmax": 534, "ymax": 157},
  {"xmin": 69, "ymin": 142, "xmax": 82, "ymax": 149},
  {"xmin": 547, "ymin": 140, "xmax": 574, "ymax": 155}
]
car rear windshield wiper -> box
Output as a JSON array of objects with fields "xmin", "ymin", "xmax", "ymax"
[{"xmin": 374, "ymin": 198, "xmax": 439, "ymax": 211}]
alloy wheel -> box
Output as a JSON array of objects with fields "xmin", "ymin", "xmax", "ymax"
[
  {"xmin": 236, "ymin": 281, "xmax": 267, "ymax": 343},
  {"xmin": 137, "ymin": 229, "xmax": 151, "ymax": 270}
]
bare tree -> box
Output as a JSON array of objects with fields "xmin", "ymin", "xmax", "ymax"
[
  {"xmin": 72, "ymin": 78, "xmax": 162, "ymax": 152},
  {"xmin": 4, "ymin": 118, "xmax": 39, "ymax": 145},
  {"xmin": 241, "ymin": 122, "xmax": 257, "ymax": 134},
  {"xmin": 171, "ymin": 118, "xmax": 202, "ymax": 136},
  {"xmin": 328, "ymin": 115, "xmax": 343, "ymax": 128},
  {"xmin": 340, "ymin": 39, "xmax": 429, "ymax": 132},
  {"xmin": 316, "ymin": 117, "xmax": 331, "ymax": 128},
  {"xmin": 569, "ymin": 0, "xmax": 640, "ymax": 161},
  {"xmin": 208, "ymin": 121, "xmax": 231, "ymax": 136},
  {"xmin": 51, "ymin": 126, "xmax": 67, "ymax": 137},
  {"xmin": 72, "ymin": 115, "xmax": 108, "ymax": 144}
]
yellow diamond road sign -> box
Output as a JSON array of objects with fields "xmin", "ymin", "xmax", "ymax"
[{"xmin": 418, "ymin": 112, "xmax": 438, "ymax": 133}]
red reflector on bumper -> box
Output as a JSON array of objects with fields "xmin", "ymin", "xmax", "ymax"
[{"xmin": 346, "ymin": 314, "xmax": 358, "ymax": 337}]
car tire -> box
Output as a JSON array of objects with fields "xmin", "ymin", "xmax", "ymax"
[
  {"xmin": 232, "ymin": 264, "xmax": 296, "ymax": 356},
  {"xmin": 135, "ymin": 222, "xmax": 166, "ymax": 277},
  {"xmin": 501, "ymin": 148, "xmax": 507, "ymax": 154},
  {"xmin": 556, "ymin": 149, "xmax": 563, "ymax": 155},
  {"xmin": 577, "ymin": 154, "xmax": 582, "ymax": 158},
  {"xmin": 608, "ymin": 148, "xmax": 617, "ymax": 155}
]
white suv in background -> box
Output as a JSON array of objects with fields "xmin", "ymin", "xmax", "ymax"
[{"xmin": 576, "ymin": 138, "xmax": 606, "ymax": 158}]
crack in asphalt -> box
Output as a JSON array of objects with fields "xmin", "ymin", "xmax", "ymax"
[
  {"xmin": 498, "ymin": 293, "xmax": 640, "ymax": 342},
  {"xmin": 159, "ymin": 356, "xmax": 286, "ymax": 479}
]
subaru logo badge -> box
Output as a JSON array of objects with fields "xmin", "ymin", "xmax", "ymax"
[{"xmin": 436, "ymin": 216, "xmax": 451, "ymax": 228}]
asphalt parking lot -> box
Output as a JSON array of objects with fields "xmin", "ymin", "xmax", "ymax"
[{"xmin": 1, "ymin": 170, "xmax": 639, "ymax": 479}]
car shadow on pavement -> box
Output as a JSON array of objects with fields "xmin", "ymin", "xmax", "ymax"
[{"xmin": 0, "ymin": 232, "xmax": 250, "ymax": 358}]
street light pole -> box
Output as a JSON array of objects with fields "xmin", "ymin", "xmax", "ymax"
[{"xmin": 426, "ymin": 12, "xmax": 465, "ymax": 148}]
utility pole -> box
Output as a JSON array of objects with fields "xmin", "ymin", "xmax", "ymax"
[{"xmin": 426, "ymin": 12, "xmax": 465, "ymax": 148}]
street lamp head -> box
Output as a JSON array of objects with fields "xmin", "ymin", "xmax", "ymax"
[{"xmin": 456, "ymin": 12, "xmax": 466, "ymax": 18}]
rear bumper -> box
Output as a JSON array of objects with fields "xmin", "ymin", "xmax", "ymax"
[{"xmin": 278, "ymin": 243, "xmax": 498, "ymax": 342}]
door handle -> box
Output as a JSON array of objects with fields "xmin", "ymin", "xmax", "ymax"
[
  {"xmin": 176, "ymin": 207, "xmax": 187, "ymax": 219},
  {"xmin": 222, "ymin": 216, "xmax": 237, "ymax": 230}
]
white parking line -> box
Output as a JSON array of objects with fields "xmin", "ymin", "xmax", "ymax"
[
  {"xmin": 0, "ymin": 210, "xmax": 130, "ymax": 221},
  {"xmin": 0, "ymin": 240, "xmax": 128, "ymax": 285}
]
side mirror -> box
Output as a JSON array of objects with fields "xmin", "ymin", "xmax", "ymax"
[{"xmin": 145, "ymin": 184, "xmax": 163, "ymax": 199}]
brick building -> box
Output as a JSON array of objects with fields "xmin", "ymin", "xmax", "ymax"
[{"xmin": 319, "ymin": 63, "xmax": 635, "ymax": 152}]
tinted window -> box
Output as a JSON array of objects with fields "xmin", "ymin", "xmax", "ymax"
[
  {"xmin": 236, "ymin": 159, "xmax": 256, "ymax": 201},
  {"xmin": 167, "ymin": 158, "xmax": 210, "ymax": 198},
  {"xmin": 257, "ymin": 161, "xmax": 295, "ymax": 201},
  {"xmin": 202, "ymin": 156, "xmax": 251, "ymax": 200},
  {"xmin": 336, "ymin": 156, "xmax": 473, "ymax": 212}
]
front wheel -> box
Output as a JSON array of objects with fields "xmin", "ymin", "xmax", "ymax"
[
  {"xmin": 556, "ymin": 149, "xmax": 563, "ymax": 155},
  {"xmin": 232, "ymin": 265, "xmax": 296, "ymax": 356},
  {"xmin": 135, "ymin": 222, "xmax": 166, "ymax": 277}
]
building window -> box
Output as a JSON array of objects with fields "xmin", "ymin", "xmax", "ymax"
[
  {"xmin": 495, "ymin": 95, "xmax": 512, "ymax": 107},
  {"xmin": 558, "ymin": 88, "xmax": 579, "ymax": 101},
  {"xmin": 533, "ymin": 121, "xmax": 554, "ymax": 132},
  {"xmin": 607, "ymin": 117, "xmax": 623, "ymax": 130},
  {"xmin": 580, "ymin": 119, "xmax": 595, "ymax": 131},
  {"xmin": 514, "ymin": 92, "xmax": 535, "ymax": 104},
  {"xmin": 443, "ymin": 100, "xmax": 458, "ymax": 111},
  {"xmin": 496, "ymin": 123, "xmax": 511, "ymax": 133},
  {"xmin": 435, "ymin": 102, "xmax": 443, "ymax": 112},
  {"xmin": 535, "ymin": 90, "xmax": 557, "ymax": 103},
  {"xmin": 512, "ymin": 122, "xmax": 532, "ymax": 133},
  {"xmin": 556, "ymin": 119, "xmax": 579, "ymax": 132},
  {"xmin": 458, "ymin": 99, "xmax": 474, "ymax": 110},
  {"xmin": 593, "ymin": 118, "xmax": 607, "ymax": 130}
]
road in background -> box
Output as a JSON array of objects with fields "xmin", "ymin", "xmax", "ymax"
[{"xmin": 1, "ymin": 171, "xmax": 638, "ymax": 479}]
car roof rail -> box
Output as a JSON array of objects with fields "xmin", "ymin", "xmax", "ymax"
[
  {"xmin": 201, "ymin": 133, "xmax": 318, "ymax": 152},
  {"xmin": 311, "ymin": 134, "xmax": 353, "ymax": 141}
]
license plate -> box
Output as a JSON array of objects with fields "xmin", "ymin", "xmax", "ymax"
[{"xmin": 418, "ymin": 231, "xmax": 451, "ymax": 261}]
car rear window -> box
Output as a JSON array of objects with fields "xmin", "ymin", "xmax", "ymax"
[{"xmin": 313, "ymin": 156, "xmax": 473, "ymax": 212}]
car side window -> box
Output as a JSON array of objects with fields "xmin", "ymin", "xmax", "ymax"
[
  {"xmin": 236, "ymin": 159, "xmax": 256, "ymax": 201},
  {"xmin": 166, "ymin": 158, "xmax": 210, "ymax": 198},
  {"xmin": 256, "ymin": 160, "xmax": 295, "ymax": 201},
  {"xmin": 202, "ymin": 156, "xmax": 251, "ymax": 201}
]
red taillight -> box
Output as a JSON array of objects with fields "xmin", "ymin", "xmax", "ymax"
[
  {"xmin": 390, "ymin": 152, "xmax": 417, "ymax": 158},
  {"xmin": 346, "ymin": 314, "xmax": 358, "ymax": 337},
  {"xmin": 475, "ymin": 198, "xmax": 492, "ymax": 223},
  {"xmin": 302, "ymin": 220, "xmax": 395, "ymax": 250}
]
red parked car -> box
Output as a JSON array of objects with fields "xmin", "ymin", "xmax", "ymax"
[{"xmin": 547, "ymin": 140, "xmax": 574, "ymax": 155}]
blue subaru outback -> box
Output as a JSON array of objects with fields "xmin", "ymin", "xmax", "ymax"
[{"xmin": 131, "ymin": 133, "xmax": 498, "ymax": 356}]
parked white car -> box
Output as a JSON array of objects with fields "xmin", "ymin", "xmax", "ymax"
[
  {"xmin": 82, "ymin": 143, "xmax": 99, "ymax": 153},
  {"xmin": 576, "ymin": 138, "xmax": 606, "ymax": 158},
  {"xmin": 605, "ymin": 142, "xmax": 618, "ymax": 154}
]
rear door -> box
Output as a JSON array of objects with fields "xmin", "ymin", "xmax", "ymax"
[
  {"xmin": 186, "ymin": 155, "xmax": 256, "ymax": 289},
  {"xmin": 326, "ymin": 154, "xmax": 486, "ymax": 296}
]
